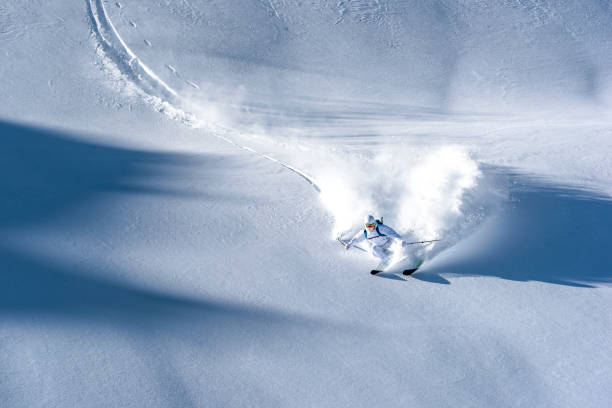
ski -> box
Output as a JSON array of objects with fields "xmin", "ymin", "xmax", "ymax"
[
  {"xmin": 402, "ymin": 259, "xmax": 424, "ymax": 275},
  {"xmin": 371, "ymin": 267, "xmax": 418, "ymax": 276},
  {"xmin": 339, "ymin": 235, "xmax": 426, "ymax": 276}
]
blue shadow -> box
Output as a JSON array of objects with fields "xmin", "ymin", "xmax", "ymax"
[
  {"xmin": 426, "ymin": 171, "xmax": 612, "ymax": 287},
  {"xmin": 0, "ymin": 119, "xmax": 196, "ymax": 228},
  {"xmin": 0, "ymin": 120, "xmax": 332, "ymax": 329}
]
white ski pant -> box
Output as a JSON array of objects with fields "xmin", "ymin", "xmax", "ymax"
[{"xmin": 372, "ymin": 241, "xmax": 393, "ymax": 261}]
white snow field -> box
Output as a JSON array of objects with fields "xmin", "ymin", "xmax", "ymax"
[{"xmin": 2, "ymin": 1, "xmax": 612, "ymax": 407}]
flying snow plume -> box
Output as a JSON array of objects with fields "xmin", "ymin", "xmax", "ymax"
[
  {"xmin": 315, "ymin": 152, "xmax": 376, "ymax": 237},
  {"xmin": 175, "ymin": 82, "xmax": 487, "ymax": 251},
  {"xmin": 395, "ymin": 147, "xmax": 480, "ymax": 239},
  {"xmin": 312, "ymin": 146, "xmax": 482, "ymax": 247}
]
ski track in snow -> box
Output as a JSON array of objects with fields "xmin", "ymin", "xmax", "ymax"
[
  {"xmin": 86, "ymin": 0, "xmax": 499, "ymax": 251},
  {"xmin": 86, "ymin": 0, "xmax": 321, "ymax": 194}
]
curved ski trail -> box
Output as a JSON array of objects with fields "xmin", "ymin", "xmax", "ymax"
[{"xmin": 86, "ymin": 0, "xmax": 320, "ymax": 193}]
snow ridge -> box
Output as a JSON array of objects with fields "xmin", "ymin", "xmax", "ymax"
[{"xmin": 85, "ymin": 0, "xmax": 321, "ymax": 193}]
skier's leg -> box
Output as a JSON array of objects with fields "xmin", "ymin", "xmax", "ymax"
[
  {"xmin": 372, "ymin": 245, "xmax": 392, "ymax": 270},
  {"xmin": 372, "ymin": 245, "xmax": 386, "ymax": 260}
]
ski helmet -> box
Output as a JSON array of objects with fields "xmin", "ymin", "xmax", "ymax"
[{"xmin": 364, "ymin": 214, "xmax": 376, "ymax": 229}]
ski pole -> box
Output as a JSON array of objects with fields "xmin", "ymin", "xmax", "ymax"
[
  {"xmin": 404, "ymin": 239, "xmax": 440, "ymax": 246},
  {"xmin": 337, "ymin": 237, "xmax": 368, "ymax": 253}
]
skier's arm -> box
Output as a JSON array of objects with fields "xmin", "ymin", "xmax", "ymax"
[
  {"xmin": 379, "ymin": 225, "xmax": 403, "ymax": 241},
  {"xmin": 347, "ymin": 230, "xmax": 366, "ymax": 249}
]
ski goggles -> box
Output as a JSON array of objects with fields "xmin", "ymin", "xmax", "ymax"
[{"xmin": 365, "ymin": 223, "xmax": 376, "ymax": 229}]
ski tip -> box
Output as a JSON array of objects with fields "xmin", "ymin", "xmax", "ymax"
[{"xmin": 402, "ymin": 259, "xmax": 425, "ymax": 275}]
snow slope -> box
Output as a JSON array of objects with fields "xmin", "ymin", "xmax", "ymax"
[{"xmin": 1, "ymin": 1, "xmax": 612, "ymax": 407}]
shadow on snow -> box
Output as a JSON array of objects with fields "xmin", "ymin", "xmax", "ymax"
[
  {"xmin": 0, "ymin": 119, "xmax": 334, "ymax": 330},
  {"xmin": 424, "ymin": 169, "xmax": 612, "ymax": 287},
  {"xmin": 0, "ymin": 119, "xmax": 356, "ymax": 407}
]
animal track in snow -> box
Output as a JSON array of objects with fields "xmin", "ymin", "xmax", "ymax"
[
  {"xmin": 165, "ymin": 64, "xmax": 178, "ymax": 75},
  {"xmin": 185, "ymin": 80, "xmax": 199, "ymax": 89}
]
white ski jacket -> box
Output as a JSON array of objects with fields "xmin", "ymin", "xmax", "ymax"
[{"xmin": 348, "ymin": 223, "xmax": 403, "ymax": 249}]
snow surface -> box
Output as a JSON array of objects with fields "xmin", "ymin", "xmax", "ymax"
[{"xmin": 1, "ymin": 1, "xmax": 612, "ymax": 407}]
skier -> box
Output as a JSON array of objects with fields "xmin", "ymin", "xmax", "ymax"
[{"xmin": 346, "ymin": 215, "xmax": 405, "ymax": 266}]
